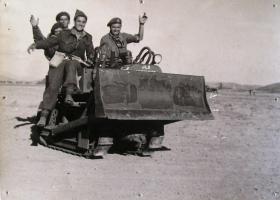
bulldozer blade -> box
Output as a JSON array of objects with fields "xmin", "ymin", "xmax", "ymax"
[{"xmin": 94, "ymin": 68, "xmax": 213, "ymax": 121}]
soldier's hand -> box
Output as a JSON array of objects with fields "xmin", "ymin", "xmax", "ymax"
[
  {"xmin": 30, "ymin": 15, "xmax": 39, "ymax": 27},
  {"xmin": 139, "ymin": 13, "xmax": 148, "ymax": 24},
  {"xmin": 27, "ymin": 43, "xmax": 36, "ymax": 54}
]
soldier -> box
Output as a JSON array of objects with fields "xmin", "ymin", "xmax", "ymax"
[
  {"xmin": 30, "ymin": 12, "xmax": 70, "ymax": 116},
  {"xmin": 28, "ymin": 9, "xmax": 94, "ymax": 127},
  {"xmin": 30, "ymin": 11, "xmax": 70, "ymax": 40},
  {"xmin": 99, "ymin": 13, "xmax": 148, "ymax": 68},
  {"xmin": 30, "ymin": 11, "xmax": 70, "ymax": 60},
  {"xmin": 29, "ymin": 12, "xmax": 70, "ymax": 127}
]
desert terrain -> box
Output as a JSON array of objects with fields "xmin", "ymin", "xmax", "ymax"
[{"xmin": 0, "ymin": 85, "xmax": 280, "ymax": 200}]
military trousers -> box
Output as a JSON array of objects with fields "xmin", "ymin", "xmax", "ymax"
[{"xmin": 40, "ymin": 60, "xmax": 81, "ymax": 111}]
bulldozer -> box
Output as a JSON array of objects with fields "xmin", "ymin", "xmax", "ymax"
[{"xmin": 39, "ymin": 46, "xmax": 213, "ymax": 158}]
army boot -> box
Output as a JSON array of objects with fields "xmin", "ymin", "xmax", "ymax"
[
  {"xmin": 64, "ymin": 86, "xmax": 76, "ymax": 105},
  {"xmin": 37, "ymin": 109, "xmax": 49, "ymax": 127},
  {"xmin": 64, "ymin": 94, "xmax": 75, "ymax": 104}
]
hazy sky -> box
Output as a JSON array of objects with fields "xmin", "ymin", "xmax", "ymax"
[{"xmin": 0, "ymin": 0, "xmax": 280, "ymax": 85}]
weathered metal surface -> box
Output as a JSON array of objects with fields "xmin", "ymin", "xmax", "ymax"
[
  {"xmin": 78, "ymin": 68, "xmax": 94, "ymax": 93},
  {"xmin": 94, "ymin": 68, "xmax": 213, "ymax": 121}
]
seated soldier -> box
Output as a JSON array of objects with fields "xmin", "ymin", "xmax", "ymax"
[
  {"xmin": 27, "ymin": 22, "xmax": 63, "ymax": 127},
  {"xmin": 28, "ymin": 9, "xmax": 94, "ymax": 127},
  {"xmin": 30, "ymin": 12, "xmax": 71, "ymax": 117},
  {"xmin": 99, "ymin": 13, "xmax": 148, "ymax": 68}
]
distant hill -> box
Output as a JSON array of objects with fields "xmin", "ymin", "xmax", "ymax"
[
  {"xmin": 0, "ymin": 74, "xmax": 43, "ymax": 85},
  {"xmin": 36, "ymin": 77, "xmax": 46, "ymax": 85},
  {"xmin": 257, "ymin": 82, "xmax": 280, "ymax": 93},
  {"xmin": 0, "ymin": 74, "xmax": 16, "ymax": 81},
  {"xmin": 206, "ymin": 82, "xmax": 261, "ymax": 91}
]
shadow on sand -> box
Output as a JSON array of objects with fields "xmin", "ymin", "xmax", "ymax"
[
  {"xmin": 14, "ymin": 116, "xmax": 37, "ymax": 128},
  {"xmin": 14, "ymin": 115, "xmax": 40, "ymax": 146},
  {"xmin": 14, "ymin": 115, "xmax": 171, "ymax": 157}
]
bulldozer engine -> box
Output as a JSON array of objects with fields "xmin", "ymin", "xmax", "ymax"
[{"xmin": 39, "ymin": 47, "xmax": 213, "ymax": 158}]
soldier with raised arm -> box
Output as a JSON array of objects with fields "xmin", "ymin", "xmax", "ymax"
[
  {"xmin": 30, "ymin": 11, "xmax": 70, "ymax": 60},
  {"xmin": 28, "ymin": 10, "xmax": 95, "ymax": 127},
  {"xmin": 99, "ymin": 13, "xmax": 148, "ymax": 68}
]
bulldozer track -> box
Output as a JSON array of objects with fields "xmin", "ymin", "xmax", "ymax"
[
  {"xmin": 39, "ymin": 136, "xmax": 103, "ymax": 159},
  {"xmin": 38, "ymin": 135, "xmax": 89, "ymax": 158},
  {"xmin": 40, "ymin": 138, "xmax": 152, "ymax": 158}
]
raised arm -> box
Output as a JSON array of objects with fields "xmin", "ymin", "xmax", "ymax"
[
  {"xmin": 35, "ymin": 35, "xmax": 59, "ymax": 49},
  {"xmin": 32, "ymin": 26, "xmax": 46, "ymax": 42},
  {"xmin": 27, "ymin": 35, "xmax": 59, "ymax": 54},
  {"xmin": 123, "ymin": 14, "xmax": 148, "ymax": 44},
  {"xmin": 30, "ymin": 15, "xmax": 46, "ymax": 42},
  {"xmin": 137, "ymin": 13, "xmax": 148, "ymax": 41}
]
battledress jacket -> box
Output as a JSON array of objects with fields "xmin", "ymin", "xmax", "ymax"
[
  {"xmin": 32, "ymin": 26, "xmax": 58, "ymax": 60},
  {"xmin": 100, "ymin": 32, "xmax": 139, "ymax": 58},
  {"xmin": 35, "ymin": 28, "xmax": 95, "ymax": 62}
]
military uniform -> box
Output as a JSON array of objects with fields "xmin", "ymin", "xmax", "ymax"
[
  {"xmin": 35, "ymin": 27, "xmax": 94, "ymax": 110},
  {"xmin": 32, "ymin": 11, "xmax": 70, "ymax": 60},
  {"xmin": 32, "ymin": 23, "xmax": 64, "ymax": 111},
  {"xmin": 32, "ymin": 26, "xmax": 45, "ymax": 42},
  {"xmin": 100, "ymin": 32, "xmax": 139, "ymax": 67},
  {"xmin": 100, "ymin": 32, "xmax": 139, "ymax": 68},
  {"xmin": 100, "ymin": 17, "xmax": 140, "ymax": 68},
  {"xmin": 32, "ymin": 26, "xmax": 58, "ymax": 60}
]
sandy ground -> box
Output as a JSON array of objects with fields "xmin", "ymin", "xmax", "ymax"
[{"xmin": 0, "ymin": 85, "xmax": 280, "ymax": 200}]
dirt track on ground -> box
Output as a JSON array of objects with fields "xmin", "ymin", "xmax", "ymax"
[{"xmin": 0, "ymin": 85, "xmax": 280, "ymax": 200}]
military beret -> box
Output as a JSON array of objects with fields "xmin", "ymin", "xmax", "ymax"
[
  {"xmin": 50, "ymin": 22, "xmax": 64, "ymax": 35},
  {"xmin": 74, "ymin": 9, "xmax": 87, "ymax": 21},
  {"xmin": 55, "ymin": 11, "xmax": 70, "ymax": 22},
  {"xmin": 107, "ymin": 17, "xmax": 122, "ymax": 27}
]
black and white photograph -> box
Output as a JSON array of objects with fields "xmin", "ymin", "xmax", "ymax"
[{"xmin": 0, "ymin": 0, "xmax": 280, "ymax": 199}]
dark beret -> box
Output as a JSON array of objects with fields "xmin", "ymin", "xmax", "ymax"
[
  {"xmin": 55, "ymin": 11, "xmax": 70, "ymax": 22},
  {"xmin": 107, "ymin": 17, "xmax": 122, "ymax": 27},
  {"xmin": 50, "ymin": 22, "xmax": 64, "ymax": 35}
]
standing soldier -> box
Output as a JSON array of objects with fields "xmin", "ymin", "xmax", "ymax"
[
  {"xmin": 99, "ymin": 13, "xmax": 148, "ymax": 68},
  {"xmin": 28, "ymin": 10, "xmax": 94, "ymax": 127}
]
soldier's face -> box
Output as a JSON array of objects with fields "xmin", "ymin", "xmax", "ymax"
[
  {"xmin": 110, "ymin": 23, "xmax": 121, "ymax": 36},
  {"xmin": 59, "ymin": 15, "xmax": 70, "ymax": 29},
  {"xmin": 54, "ymin": 27, "xmax": 63, "ymax": 36},
  {"xmin": 74, "ymin": 16, "xmax": 87, "ymax": 31}
]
